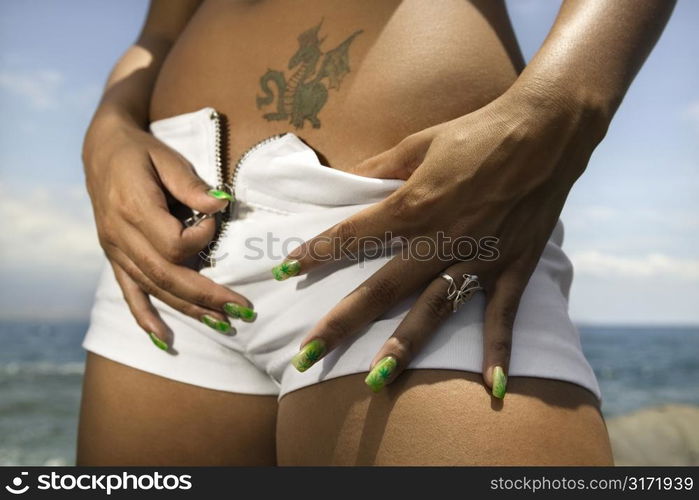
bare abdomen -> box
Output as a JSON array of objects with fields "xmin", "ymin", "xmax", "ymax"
[{"xmin": 150, "ymin": 0, "xmax": 524, "ymax": 171}]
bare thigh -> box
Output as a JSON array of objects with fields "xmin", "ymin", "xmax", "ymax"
[
  {"xmin": 77, "ymin": 353, "xmax": 278, "ymax": 465},
  {"xmin": 277, "ymin": 369, "xmax": 613, "ymax": 465}
]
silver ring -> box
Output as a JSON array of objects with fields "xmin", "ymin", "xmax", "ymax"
[
  {"xmin": 183, "ymin": 212, "xmax": 212, "ymax": 228},
  {"xmin": 440, "ymin": 273, "xmax": 484, "ymax": 312}
]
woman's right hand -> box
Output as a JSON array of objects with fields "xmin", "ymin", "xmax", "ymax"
[{"xmin": 83, "ymin": 113, "xmax": 255, "ymax": 350}]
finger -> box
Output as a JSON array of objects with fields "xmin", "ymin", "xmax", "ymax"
[
  {"xmin": 348, "ymin": 133, "xmax": 431, "ymax": 180},
  {"xmin": 365, "ymin": 263, "xmax": 486, "ymax": 392},
  {"xmin": 120, "ymin": 164, "xmax": 218, "ymax": 263},
  {"xmin": 289, "ymin": 254, "xmax": 444, "ymax": 372},
  {"xmin": 111, "ymin": 260, "xmax": 173, "ymax": 352},
  {"xmin": 109, "ymin": 225, "xmax": 253, "ymax": 323},
  {"xmin": 146, "ymin": 203, "xmax": 219, "ymax": 263},
  {"xmin": 273, "ymin": 141, "xmax": 449, "ymax": 280},
  {"xmin": 150, "ymin": 144, "xmax": 232, "ymax": 213},
  {"xmin": 110, "ymin": 249, "xmax": 236, "ymax": 335},
  {"xmin": 482, "ymin": 275, "xmax": 525, "ymax": 399},
  {"xmin": 272, "ymin": 195, "xmax": 415, "ymax": 281}
]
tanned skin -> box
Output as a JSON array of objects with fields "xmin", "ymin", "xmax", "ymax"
[{"xmin": 79, "ymin": 0, "xmax": 674, "ymax": 465}]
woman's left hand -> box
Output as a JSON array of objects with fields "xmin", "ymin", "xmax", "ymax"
[{"xmin": 273, "ymin": 82, "xmax": 607, "ymax": 398}]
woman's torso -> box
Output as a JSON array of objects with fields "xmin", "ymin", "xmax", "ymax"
[{"xmin": 150, "ymin": 0, "xmax": 525, "ymax": 173}]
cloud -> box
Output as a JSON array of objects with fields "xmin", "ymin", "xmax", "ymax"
[
  {"xmin": 0, "ymin": 66, "xmax": 100, "ymax": 122},
  {"xmin": 0, "ymin": 69, "xmax": 64, "ymax": 109},
  {"xmin": 0, "ymin": 182, "xmax": 104, "ymax": 318},
  {"xmin": 565, "ymin": 205, "xmax": 699, "ymax": 232},
  {"xmin": 566, "ymin": 205, "xmax": 620, "ymax": 223},
  {"xmin": 683, "ymin": 99, "xmax": 699, "ymax": 136},
  {"xmin": 686, "ymin": 100, "xmax": 699, "ymax": 120},
  {"xmin": 0, "ymin": 183, "xmax": 103, "ymax": 274},
  {"xmin": 67, "ymin": 82, "xmax": 101, "ymax": 112},
  {"xmin": 571, "ymin": 250, "xmax": 699, "ymax": 280},
  {"xmin": 582, "ymin": 206, "xmax": 618, "ymax": 220}
]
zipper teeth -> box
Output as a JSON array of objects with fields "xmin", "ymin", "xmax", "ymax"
[
  {"xmin": 207, "ymin": 108, "xmax": 285, "ymax": 265},
  {"xmin": 229, "ymin": 133, "xmax": 285, "ymax": 192},
  {"xmin": 209, "ymin": 109, "xmax": 226, "ymax": 190}
]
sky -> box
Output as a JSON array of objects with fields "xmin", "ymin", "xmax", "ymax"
[{"xmin": 0, "ymin": 0, "xmax": 697, "ymax": 324}]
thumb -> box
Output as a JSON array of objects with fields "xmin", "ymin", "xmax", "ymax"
[
  {"xmin": 350, "ymin": 129, "xmax": 437, "ymax": 180},
  {"xmin": 150, "ymin": 146, "xmax": 232, "ymax": 214},
  {"xmin": 482, "ymin": 278, "xmax": 524, "ymax": 399}
]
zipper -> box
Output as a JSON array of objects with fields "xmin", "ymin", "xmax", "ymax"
[
  {"xmin": 203, "ymin": 108, "xmax": 285, "ymax": 267},
  {"xmin": 209, "ymin": 109, "xmax": 230, "ymax": 194}
]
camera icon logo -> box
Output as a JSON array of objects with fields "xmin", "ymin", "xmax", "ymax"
[{"xmin": 5, "ymin": 472, "xmax": 30, "ymax": 495}]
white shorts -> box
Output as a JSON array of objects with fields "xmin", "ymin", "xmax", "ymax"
[{"xmin": 83, "ymin": 107, "xmax": 601, "ymax": 400}]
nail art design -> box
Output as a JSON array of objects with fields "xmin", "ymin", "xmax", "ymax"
[
  {"xmin": 272, "ymin": 260, "xmax": 301, "ymax": 281},
  {"xmin": 207, "ymin": 188, "xmax": 234, "ymax": 202},
  {"xmin": 492, "ymin": 366, "xmax": 507, "ymax": 399},
  {"xmin": 291, "ymin": 339, "xmax": 326, "ymax": 372},
  {"xmin": 365, "ymin": 356, "xmax": 397, "ymax": 392},
  {"xmin": 200, "ymin": 315, "xmax": 233, "ymax": 334},
  {"xmin": 148, "ymin": 332, "xmax": 168, "ymax": 351},
  {"xmin": 223, "ymin": 303, "xmax": 257, "ymax": 322}
]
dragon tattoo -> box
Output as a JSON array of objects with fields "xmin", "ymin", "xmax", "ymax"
[{"xmin": 256, "ymin": 20, "xmax": 363, "ymax": 129}]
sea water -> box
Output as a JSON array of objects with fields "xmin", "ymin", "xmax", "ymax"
[{"xmin": 0, "ymin": 320, "xmax": 697, "ymax": 465}]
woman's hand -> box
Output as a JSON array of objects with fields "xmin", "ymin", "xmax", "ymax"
[
  {"xmin": 83, "ymin": 113, "xmax": 255, "ymax": 349},
  {"xmin": 274, "ymin": 83, "xmax": 607, "ymax": 396}
]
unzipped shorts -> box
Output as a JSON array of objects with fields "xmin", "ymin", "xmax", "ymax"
[{"xmin": 83, "ymin": 107, "xmax": 601, "ymax": 400}]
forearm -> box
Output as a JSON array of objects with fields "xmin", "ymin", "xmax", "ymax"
[
  {"xmin": 84, "ymin": 0, "xmax": 201, "ymax": 161},
  {"xmin": 95, "ymin": 36, "xmax": 173, "ymax": 130},
  {"xmin": 512, "ymin": 0, "xmax": 675, "ymax": 128},
  {"xmin": 83, "ymin": 40, "xmax": 172, "ymax": 165}
]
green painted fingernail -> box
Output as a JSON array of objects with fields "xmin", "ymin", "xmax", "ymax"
[
  {"xmin": 272, "ymin": 260, "xmax": 301, "ymax": 281},
  {"xmin": 148, "ymin": 332, "xmax": 169, "ymax": 351},
  {"xmin": 207, "ymin": 188, "xmax": 234, "ymax": 202},
  {"xmin": 200, "ymin": 315, "xmax": 233, "ymax": 334},
  {"xmin": 291, "ymin": 339, "xmax": 326, "ymax": 372},
  {"xmin": 223, "ymin": 303, "xmax": 257, "ymax": 322},
  {"xmin": 492, "ymin": 366, "xmax": 507, "ymax": 399},
  {"xmin": 365, "ymin": 356, "xmax": 397, "ymax": 392}
]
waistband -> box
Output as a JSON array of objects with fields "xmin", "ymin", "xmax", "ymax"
[
  {"xmin": 149, "ymin": 106, "xmax": 565, "ymax": 245},
  {"xmin": 150, "ymin": 107, "xmax": 405, "ymax": 214}
]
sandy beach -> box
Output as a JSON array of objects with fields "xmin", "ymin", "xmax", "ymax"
[{"xmin": 608, "ymin": 404, "xmax": 699, "ymax": 466}]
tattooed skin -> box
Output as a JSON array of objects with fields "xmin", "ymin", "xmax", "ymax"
[{"xmin": 256, "ymin": 20, "xmax": 362, "ymax": 129}]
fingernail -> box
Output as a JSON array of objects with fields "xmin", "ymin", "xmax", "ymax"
[
  {"xmin": 492, "ymin": 366, "xmax": 507, "ymax": 399},
  {"xmin": 148, "ymin": 331, "xmax": 169, "ymax": 351},
  {"xmin": 200, "ymin": 315, "xmax": 234, "ymax": 334},
  {"xmin": 223, "ymin": 303, "xmax": 257, "ymax": 322},
  {"xmin": 207, "ymin": 188, "xmax": 234, "ymax": 202},
  {"xmin": 272, "ymin": 260, "xmax": 301, "ymax": 281},
  {"xmin": 291, "ymin": 339, "xmax": 326, "ymax": 372},
  {"xmin": 365, "ymin": 356, "xmax": 397, "ymax": 392}
]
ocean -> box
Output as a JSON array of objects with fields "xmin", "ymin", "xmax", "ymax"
[{"xmin": 1, "ymin": 321, "xmax": 698, "ymax": 466}]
